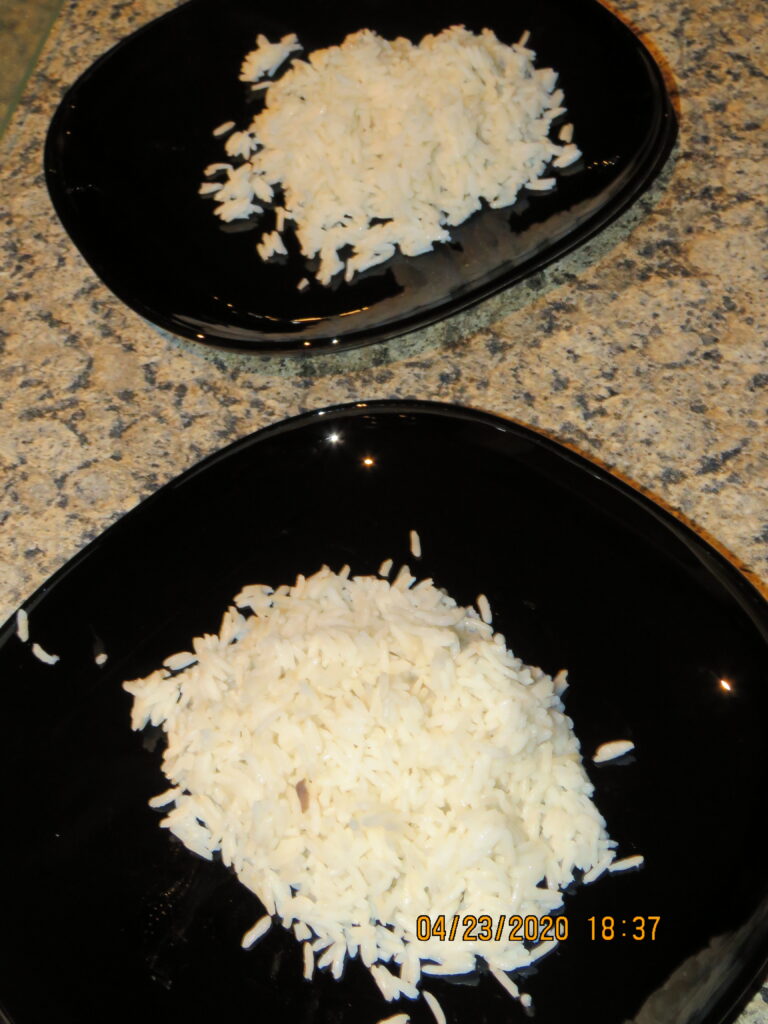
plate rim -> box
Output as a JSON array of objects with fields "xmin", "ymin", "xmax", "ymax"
[{"xmin": 2, "ymin": 399, "xmax": 764, "ymax": 640}]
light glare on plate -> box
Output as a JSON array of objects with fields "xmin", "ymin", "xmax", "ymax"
[
  {"xmin": 362, "ymin": 456, "xmax": 374, "ymax": 467},
  {"xmin": 327, "ymin": 432, "xmax": 341, "ymax": 444},
  {"xmin": 719, "ymin": 678, "xmax": 732, "ymax": 692}
]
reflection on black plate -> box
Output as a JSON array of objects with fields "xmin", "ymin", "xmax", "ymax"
[
  {"xmin": 44, "ymin": 0, "xmax": 677, "ymax": 354},
  {"xmin": 2, "ymin": 402, "xmax": 768, "ymax": 1024}
]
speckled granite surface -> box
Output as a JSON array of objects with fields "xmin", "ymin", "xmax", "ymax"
[
  {"xmin": 1, "ymin": 0, "xmax": 767, "ymax": 1016},
  {"xmin": 0, "ymin": 0, "xmax": 62, "ymax": 135}
]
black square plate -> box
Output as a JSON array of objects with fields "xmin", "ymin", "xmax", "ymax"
[
  {"xmin": 1, "ymin": 402, "xmax": 767, "ymax": 1024},
  {"xmin": 44, "ymin": 0, "xmax": 677, "ymax": 353}
]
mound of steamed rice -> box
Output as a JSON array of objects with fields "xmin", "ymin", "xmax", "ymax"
[
  {"xmin": 200, "ymin": 26, "xmax": 580, "ymax": 285},
  {"xmin": 123, "ymin": 560, "xmax": 617, "ymax": 1009}
]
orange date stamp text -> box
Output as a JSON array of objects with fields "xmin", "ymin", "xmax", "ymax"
[{"xmin": 415, "ymin": 914, "xmax": 569, "ymax": 943}]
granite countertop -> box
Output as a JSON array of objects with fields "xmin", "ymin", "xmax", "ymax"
[{"xmin": 1, "ymin": 0, "xmax": 766, "ymax": 1018}]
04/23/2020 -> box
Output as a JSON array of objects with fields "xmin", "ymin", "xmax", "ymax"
[{"xmin": 415, "ymin": 914, "xmax": 570, "ymax": 943}]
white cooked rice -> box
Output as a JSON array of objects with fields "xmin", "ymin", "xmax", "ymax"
[
  {"xmin": 582, "ymin": 852, "xmax": 615, "ymax": 885},
  {"xmin": 609, "ymin": 854, "xmax": 645, "ymax": 872},
  {"xmin": 476, "ymin": 593, "xmax": 492, "ymax": 624},
  {"xmin": 524, "ymin": 176, "xmax": 556, "ymax": 190},
  {"xmin": 163, "ymin": 650, "xmax": 198, "ymax": 672},
  {"xmin": 409, "ymin": 530, "xmax": 422, "ymax": 559},
  {"xmin": 302, "ymin": 940, "xmax": 315, "ymax": 980},
  {"xmin": 212, "ymin": 120, "xmax": 236, "ymax": 137},
  {"xmin": 239, "ymin": 32, "xmax": 303, "ymax": 82},
  {"xmin": 489, "ymin": 964, "xmax": 521, "ymax": 1000},
  {"xmin": 199, "ymin": 180, "xmax": 225, "ymax": 195},
  {"xmin": 16, "ymin": 608, "xmax": 29, "ymax": 643},
  {"xmin": 256, "ymin": 229, "xmax": 288, "ymax": 260},
  {"xmin": 423, "ymin": 991, "xmax": 446, "ymax": 1024},
  {"xmin": 123, "ymin": 563, "xmax": 623, "ymax": 1011},
  {"xmin": 31, "ymin": 642, "xmax": 59, "ymax": 665},
  {"xmin": 202, "ymin": 26, "xmax": 580, "ymax": 284},
  {"xmin": 593, "ymin": 739, "xmax": 635, "ymax": 763},
  {"xmin": 204, "ymin": 162, "xmax": 233, "ymax": 176},
  {"xmin": 423, "ymin": 959, "xmax": 474, "ymax": 976},
  {"xmin": 241, "ymin": 913, "xmax": 272, "ymax": 948},
  {"xmin": 148, "ymin": 787, "xmax": 181, "ymax": 809}
]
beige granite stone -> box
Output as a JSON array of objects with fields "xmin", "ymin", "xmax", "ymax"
[
  {"xmin": 0, "ymin": 0, "xmax": 63, "ymax": 134},
  {"xmin": 0, "ymin": 0, "xmax": 767, "ymax": 1015}
]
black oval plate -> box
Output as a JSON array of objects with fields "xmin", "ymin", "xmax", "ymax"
[
  {"xmin": 44, "ymin": 0, "xmax": 677, "ymax": 354},
  {"xmin": 1, "ymin": 401, "xmax": 767, "ymax": 1024}
]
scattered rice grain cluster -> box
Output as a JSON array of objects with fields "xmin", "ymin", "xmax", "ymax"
[
  {"xmin": 200, "ymin": 26, "xmax": 580, "ymax": 284},
  {"xmin": 124, "ymin": 560, "xmax": 617, "ymax": 1010}
]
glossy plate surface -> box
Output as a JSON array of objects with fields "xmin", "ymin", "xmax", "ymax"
[
  {"xmin": 2, "ymin": 402, "xmax": 768, "ymax": 1024},
  {"xmin": 44, "ymin": 0, "xmax": 677, "ymax": 354}
]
